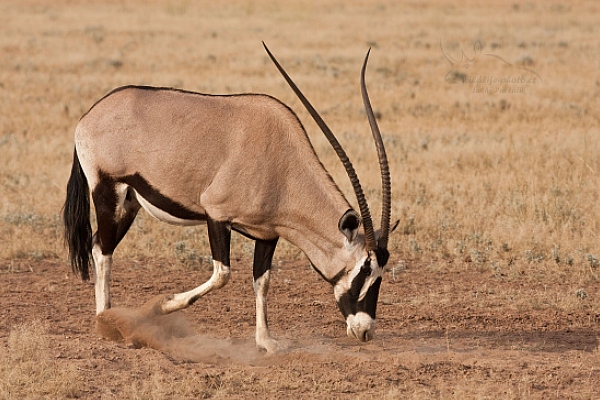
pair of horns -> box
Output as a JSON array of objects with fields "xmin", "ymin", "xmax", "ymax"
[{"xmin": 263, "ymin": 43, "xmax": 391, "ymax": 251}]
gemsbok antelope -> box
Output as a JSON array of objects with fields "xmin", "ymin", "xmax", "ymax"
[{"xmin": 63, "ymin": 43, "xmax": 393, "ymax": 352}]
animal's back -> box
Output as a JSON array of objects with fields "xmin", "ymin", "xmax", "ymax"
[
  {"xmin": 79, "ymin": 87, "xmax": 298, "ymax": 178},
  {"xmin": 74, "ymin": 86, "xmax": 347, "ymax": 239}
]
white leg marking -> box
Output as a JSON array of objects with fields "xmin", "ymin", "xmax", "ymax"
[
  {"xmin": 253, "ymin": 270, "xmax": 280, "ymax": 353},
  {"xmin": 159, "ymin": 260, "xmax": 230, "ymax": 314},
  {"xmin": 92, "ymin": 244, "xmax": 111, "ymax": 315}
]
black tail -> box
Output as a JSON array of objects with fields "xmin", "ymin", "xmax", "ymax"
[{"xmin": 63, "ymin": 149, "xmax": 92, "ymax": 281}]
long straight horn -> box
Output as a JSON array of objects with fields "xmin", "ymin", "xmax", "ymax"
[
  {"xmin": 263, "ymin": 42, "xmax": 377, "ymax": 251},
  {"xmin": 360, "ymin": 49, "xmax": 391, "ymax": 249}
]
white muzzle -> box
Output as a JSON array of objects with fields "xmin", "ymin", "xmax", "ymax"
[{"xmin": 346, "ymin": 312, "xmax": 376, "ymax": 342}]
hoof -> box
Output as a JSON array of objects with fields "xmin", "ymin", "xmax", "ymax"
[{"xmin": 256, "ymin": 336, "xmax": 284, "ymax": 354}]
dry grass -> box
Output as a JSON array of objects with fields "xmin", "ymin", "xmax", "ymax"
[
  {"xmin": 0, "ymin": 321, "xmax": 232, "ymax": 399},
  {"xmin": 0, "ymin": 321, "xmax": 81, "ymax": 399},
  {"xmin": 1, "ymin": 0, "xmax": 597, "ymax": 273},
  {"xmin": 0, "ymin": 2, "xmax": 599, "ymax": 396}
]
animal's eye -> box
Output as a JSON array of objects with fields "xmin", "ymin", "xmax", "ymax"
[{"xmin": 360, "ymin": 258, "xmax": 371, "ymax": 275}]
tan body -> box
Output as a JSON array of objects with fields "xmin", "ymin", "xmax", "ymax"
[
  {"xmin": 78, "ymin": 87, "xmax": 352, "ymax": 269},
  {"xmin": 64, "ymin": 46, "xmax": 392, "ymax": 352}
]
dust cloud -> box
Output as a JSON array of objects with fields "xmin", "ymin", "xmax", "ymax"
[
  {"xmin": 95, "ymin": 295, "xmax": 262, "ymax": 365},
  {"xmin": 95, "ymin": 295, "xmax": 364, "ymax": 366}
]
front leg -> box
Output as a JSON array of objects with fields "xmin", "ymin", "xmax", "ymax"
[
  {"xmin": 253, "ymin": 238, "xmax": 279, "ymax": 352},
  {"xmin": 158, "ymin": 218, "xmax": 231, "ymax": 314}
]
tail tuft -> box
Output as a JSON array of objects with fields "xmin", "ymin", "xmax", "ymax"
[{"xmin": 63, "ymin": 149, "xmax": 92, "ymax": 280}]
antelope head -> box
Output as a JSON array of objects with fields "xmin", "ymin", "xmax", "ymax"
[{"xmin": 264, "ymin": 44, "xmax": 393, "ymax": 342}]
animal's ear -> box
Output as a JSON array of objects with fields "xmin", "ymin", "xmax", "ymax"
[{"xmin": 339, "ymin": 209, "xmax": 361, "ymax": 243}]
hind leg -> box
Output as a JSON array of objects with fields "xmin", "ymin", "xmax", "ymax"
[{"xmin": 92, "ymin": 181, "xmax": 140, "ymax": 314}]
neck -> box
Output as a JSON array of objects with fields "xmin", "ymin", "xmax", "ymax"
[{"xmin": 275, "ymin": 195, "xmax": 361, "ymax": 282}]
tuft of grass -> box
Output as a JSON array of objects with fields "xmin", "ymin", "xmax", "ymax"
[{"xmin": 0, "ymin": 321, "xmax": 82, "ymax": 399}]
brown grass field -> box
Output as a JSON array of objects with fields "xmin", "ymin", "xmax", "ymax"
[{"xmin": 1, "ymin": 0, "xmax": 599, "ymax": 398}]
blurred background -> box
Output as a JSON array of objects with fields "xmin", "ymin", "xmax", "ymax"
[{"xmin": 0, "ymin": 0, "xmax": 598, "ymax": 278}]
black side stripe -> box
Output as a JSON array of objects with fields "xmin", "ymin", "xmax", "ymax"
[{"xmin": 119, "ymin": 173, "xmax": 205, "ymax": 221}]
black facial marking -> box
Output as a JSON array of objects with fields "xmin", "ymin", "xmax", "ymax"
[
  {"xmin": 360, "ymin": 257, "xmax": 372, "ymax": 275},
  {"xmin": 120, "ymin": 173, "xmax": 205, "ymax": 221},
  {"xmin": 336, "ymin": 292, "xmax": 355, "ymax": 319},
  {"xmin": 336, "ymin": 259, "xmax": 383, "ymax": 320},
  {"xmin": 374, "ymin": 247, "xmax": 390, "ymax": 268},
  {"xmin": 336, "ymin": 268, "xmax": 369, "ymax": 318},
  {"xmin": 361, "ymin": 277, "xmax": 382, "ymax": 319}
]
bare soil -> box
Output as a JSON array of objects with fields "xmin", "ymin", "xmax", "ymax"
[
  {"xmin": 1, "ymin": 1, "xmax": 599, "ymax": 397},
  {"xmin": 2, "ymin": 259, "xmax": 599, "ymax": 398}
]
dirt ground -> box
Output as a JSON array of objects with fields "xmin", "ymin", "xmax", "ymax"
[
  {"xmin": 1, "ymin": 258, "xmax": 599, "ymax": 398},
  {"xmin": 1, "ymin": 0, "xmax": 599, "ymax": 398}
]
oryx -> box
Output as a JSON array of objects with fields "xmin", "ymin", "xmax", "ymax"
[{"xmin": 63, "ymin": 43, "xmax": 393, "ymax": 352}]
